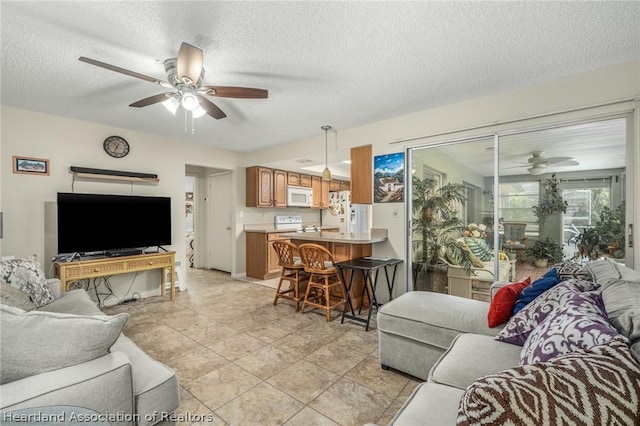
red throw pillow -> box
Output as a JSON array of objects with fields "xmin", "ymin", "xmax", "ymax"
[{"xmin": 487, "ymin": 277, "xmax": 531, "ymax": 328}]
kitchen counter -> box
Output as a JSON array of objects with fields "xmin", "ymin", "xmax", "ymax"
[
  {"xmin": 243, "ymin": 224, "xmax": 329, "ymax": 233},
  {"xmin": 279, "ymin": 228, "xmax": 388, "ymax": 244}
]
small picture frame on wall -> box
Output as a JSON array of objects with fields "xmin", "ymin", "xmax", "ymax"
[
  {"xmin": 185, "ymin": 192, "xmax": 194, "ymax": 201},
  {"xmin": 12, "ymin": 156, "xmax": 50, "ymax": 176}
]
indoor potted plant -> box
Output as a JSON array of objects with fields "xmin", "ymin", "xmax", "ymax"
[
  {"xmin": 526, "ymin": 237, "xmax": 564, "ymax": 268},
  {"xmin": 412, "ymin": 177, "xmax": 472, "ymax": 292},
  {"xmin": 532, "ymin": 173, "xmax": 568, "ymax": 231},
  {"xmin": 593, "ymin": 200, "xmax": 625, "ymax": 258},
  {"xmin": 574, "ymin": 227, "xmax": 601, "ymax": 260}
]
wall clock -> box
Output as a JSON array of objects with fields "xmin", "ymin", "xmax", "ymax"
[{"xmin": 103, "ymin": 136, "xmax": 130, "ymax": 158}]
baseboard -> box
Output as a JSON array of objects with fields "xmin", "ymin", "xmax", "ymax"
[{"xmin": 231, "ymin": 272, "xmax": 246, "ymax": 279}]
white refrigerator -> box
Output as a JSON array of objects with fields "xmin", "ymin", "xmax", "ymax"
[{"xmin": 321, "ymin": 191, "xmax": 372, "ymax": 234}]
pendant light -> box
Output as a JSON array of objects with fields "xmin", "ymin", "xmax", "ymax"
[{"xmin": 321, "ymin": 125, "xmax": 332, "ymax": 182}]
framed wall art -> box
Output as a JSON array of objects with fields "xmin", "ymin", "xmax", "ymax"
[
  {"xmin": 374, "ymin": 152, "xmax": 404, "ymax": 203},
  {"xmin": 12, "ymin": 156, "xmax": 50, "ymax": 176}
]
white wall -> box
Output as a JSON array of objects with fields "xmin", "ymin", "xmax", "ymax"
[{"xmin": 1, "ymin": 107, "xmax": 242, "ymax": 302}]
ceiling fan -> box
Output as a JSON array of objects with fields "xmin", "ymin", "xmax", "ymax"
[
  {"xmin": 79, "ymin": 42, "xmax": 268, "ymax": 120},
  {"xmin": 510, "ymin": 151, "xmax": 580, "ymax": 175}
]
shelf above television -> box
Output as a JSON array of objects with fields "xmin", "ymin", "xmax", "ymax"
[
  {"xmin": 73, "ymin": 172, "xmax": 159, "ymax": 183},
  {"xmin": 69, "ymin": 166, "xmax": 159, "ymax": 183}
]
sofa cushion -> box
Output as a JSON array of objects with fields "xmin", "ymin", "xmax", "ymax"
[
  {"xmin": 429, "ymin": 334, "xmax": 520, "ymax": 390},
  {"xmin": 512, "ymin": 268, "xmax": 560, "ymax": 314},
  {"xmin": 0, "ymin": 256, "xmax": 54, "ymax": 307},
  {"xmin": 520, "ymin": 291, "xmax": 621, "ymax": 365},
  {"xmin": 111, "ymin": 335, "xmax": 180, "ymax": 426},
  {"xmin": 390, "ymin": 382, "xmax": 464, "ymax": 426},
  {"xmin": 447, "ymin": 241, "xmax": 484, "ymax": 268},
  {"xmin": 496, "ymin": 279, "xmax": 600, "ymax": 346},
  {"xmin": 0, "ymin": 281, "xmax": 36, "ymax": 311},
  {"xmin": 487, "ymin": 277, "xmax": 531, "ymax": 328},
  {"xmin": 457, "ymin": 337, "xmax": 640, "ymax": 426},
  {"xmin": 552, "ymin": 261, "xmax": 594, "ymax": 282},
  {"xmin": 378, "ymin": 292, "xmax": 498, "ymax": 351},
  {"xmin": 0, "ymin": 304, "xmax": 128, "ymax": 384},
  {"xmin": 37, "ymin": 289, "xmax": 103, "ymax": 316},
  {"xmin": 583, "ymin": 258, "xmax": 621, "ymax": 284},
  {"xmin": 601, "ymin": 278, "xmax": 640, "ymax": 341}
]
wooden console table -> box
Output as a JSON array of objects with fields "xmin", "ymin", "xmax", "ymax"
[{"xmin": 54, "ymin": 252, "xmax": 176, "ymax": 300}]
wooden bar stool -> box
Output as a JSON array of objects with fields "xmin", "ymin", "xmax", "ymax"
[
  {"xmin": 272, "ymin": 241, "xmax": 309, "ymax": 311},
  {"xmin": 298, "ymin": 243, "xmax": 346, "ymax": 321}
]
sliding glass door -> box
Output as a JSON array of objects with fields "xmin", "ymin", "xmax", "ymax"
[{"xmin": 407, "ymin": 114, "xmax": 632, "ymax": 294}]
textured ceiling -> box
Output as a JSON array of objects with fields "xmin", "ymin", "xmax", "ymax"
[{"xmin": 1, "ymin": 1, "xmax": 639, "ymax": 156}]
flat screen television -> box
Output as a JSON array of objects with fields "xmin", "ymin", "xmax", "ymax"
[{"xmin": 57, "ymin": 192, "xmax": 172, "ymax": 254}]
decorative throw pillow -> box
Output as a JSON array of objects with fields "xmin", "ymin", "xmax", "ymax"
[
  {"xmin": 512, "ymin": 268, "xmax": 560, "ymax": 314},
  {"xmin": 447, "ymin": 241, "xmax": 484, "ymax": 268},
  {"xmin": 457, "ymin": 337, "xmax": 640, "ymax": 426},
  {"xmin": 583, "ymin": 258, "xmax": 621, "ymax": 285},
  {"xmin": 601, "ymin": 278, "xmax": 640, "ymax": 341},
  {"xmin": 520, "ymin": 291, "xmax": 621, "ymax": 364},
  {"xmin": 496, "ymin": 279, "xmax": 600, "ymax": 346},
  {"xmin": 0, "ymin": 281, "xmax": 36, "ymax": 311},
  {"xmin": 0, "ymin": 256, "xmax": 54, "ymax": 307},
  {"xmin": 0, "ymin": 304, "xmax": 128, "ymax": 384},
  {"xmin": 463, "ymin": 237, "xmax": 493, "ymax": 262},
  {"xmin": 552, "ymin": 261, "xmax": 594, "ymax": 282},
  {"xmin": 487, "ymin": 277, "xmax": 531, "ymax": 328}
]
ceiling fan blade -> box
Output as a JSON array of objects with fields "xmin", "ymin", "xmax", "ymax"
[
  {"xmin": 176, "ymin": 42, "xmax": 203, "ymax": 85},
  {"xmin": 129, "ymin": 93, "xmax": 172, "ymax": 108},
  {"xmin": 551, "ymin": 160, "xmax": 580, "ymax": 167},
  {"xmin": 200, "ymin": 86, "xmax": 268, "ymax": 99},
  {"xmin": 545, "ymin": 156, "xmax": 575, "ymax": 165},
  {"xmin": 79, "ymin": 57, "xmax": 171, "ymax": 87},
  {"xmin": 197, "ymin": 95, "xmax": 227, "ymax": 119}
]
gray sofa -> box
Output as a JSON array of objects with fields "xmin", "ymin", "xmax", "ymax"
[
  {"xmin": 378, "ymin": 259, "xmax": 640, "ymax": 425},
  {"xmin": 0, "ymin": 277, "xmax": 180, "ymax": 426}
]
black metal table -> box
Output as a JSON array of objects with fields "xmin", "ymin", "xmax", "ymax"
[{"xmin": 335, "ymin": 257, "xmax": 403, "ymax": 331}]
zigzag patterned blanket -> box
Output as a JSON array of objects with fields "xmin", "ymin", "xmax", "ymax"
[{"xmin": 458, "ymin": 337, "xmax": 640, "ymax": 425}]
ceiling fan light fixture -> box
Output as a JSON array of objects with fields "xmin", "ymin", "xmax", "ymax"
[
  {"xmin": 161, "ymin": 95, "xmax": 180, "ymax": 114},
  {"xmin": 528, "ymin": 164, "xmax": 546, "ymax": 175},
  {"xmin": 181, "ymin": 91, "xmax": 199, "ymax": 111},
  {"xmin": 321, "ymin": 125, "xmax": 332, "ymax": 182},
  {"xmin": 192, "ymin": 105, "xmax": 207, "ymax": 118}
]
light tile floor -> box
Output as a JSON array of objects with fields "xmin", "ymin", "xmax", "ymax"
[{"xmin": 105, "ymin": 268, "xmax": 420, "ymax": 426}]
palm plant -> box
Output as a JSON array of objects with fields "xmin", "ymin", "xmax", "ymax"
[{"xmin": 412, "ymin": 177, "xmax": 473, "ymax": 270}]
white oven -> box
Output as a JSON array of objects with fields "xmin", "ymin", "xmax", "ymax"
[{"xmin": 286, "ymin": 186, "xmax": 313, "ymax": 207}]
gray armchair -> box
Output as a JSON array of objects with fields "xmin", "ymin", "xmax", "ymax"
[{"xmin": 501, "ymin": 222, "xmax": 527, "ymax": 261}]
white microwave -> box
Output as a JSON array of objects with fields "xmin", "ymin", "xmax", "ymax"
[{"xmin": 287, "ymin": 186, "xmax": 313, "ymax": 207}]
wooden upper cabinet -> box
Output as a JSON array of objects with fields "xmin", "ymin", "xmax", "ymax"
[
  {"xmin": 300, "ymin": 174, "xmax": 312, "ymax": 188},
  {"xmin": 246, "ymin": 166, "xmax": 273, "ymax": 207},
  {"xmin": 287, "ymin": 172, "xmax": 300, "ymax": 187},
  {"xmin": 273, "ymin": 170, "xmax": 288, "ymax": 207},
  {"xmin": 340, "ymin": 180, "xmax": 351, "ymax": 191},
  {"xmin": 350, "ymin": 144, "xmax": 373, "ymax": 204},
  {"xmin": 320, "ymin": 179, "xmax": 330, "ymax": 208},
  {"xmin": 311, "ymin": 176, "xmax": 322, "ymax": 209},
  {"xmin": 330, "ymin": 179, "xmax": 341, "ymax": 192},
  {"xmin": 246, "ymin": 166, "xmax": 287, "ymax": 208}
]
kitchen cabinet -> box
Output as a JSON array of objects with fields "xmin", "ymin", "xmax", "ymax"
[
  {"xmin": 273, "ymin": 169, "xmax": 287, "ymax": 207},
  {"xmin": 300, "ymin": 174, "xmax": 312, "ymax": 188},
  {"xmin": 287, "ymin": 172, "xmax": 300, "ymax": 186},
  {"xmin": 330, "ymin": 179, "xmax": 341, "ymax": 192},
  {"xmin": 340, "ymin": 180, "xmax": 351, "ymax": 191},
  {"xmin": 246, "ymin": 231, "xmax": 291, "ymax": 279},
  {"xmin": 311, "ymin": 176, "xmax": 330, "ymax": 209},
  {"xmin": 351, "ymin": 144, "xmax": 373, "ymax": 204},
  {"xmin": 246, "ymin": 166, "xmax": 287, "ymax": 208}
]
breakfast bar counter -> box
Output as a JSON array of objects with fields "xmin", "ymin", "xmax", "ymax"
[{"xmin": 278, "ymin": 228, "xmax": 388, "ymax": 244}]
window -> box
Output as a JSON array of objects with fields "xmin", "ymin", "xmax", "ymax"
[
  {"xmin": 498, "ymin": 181, "xmax": 540, "ymax": 233},
  {"xmin": 562, "ymin": 178, "xmax": 612, "ymax": 244}
]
